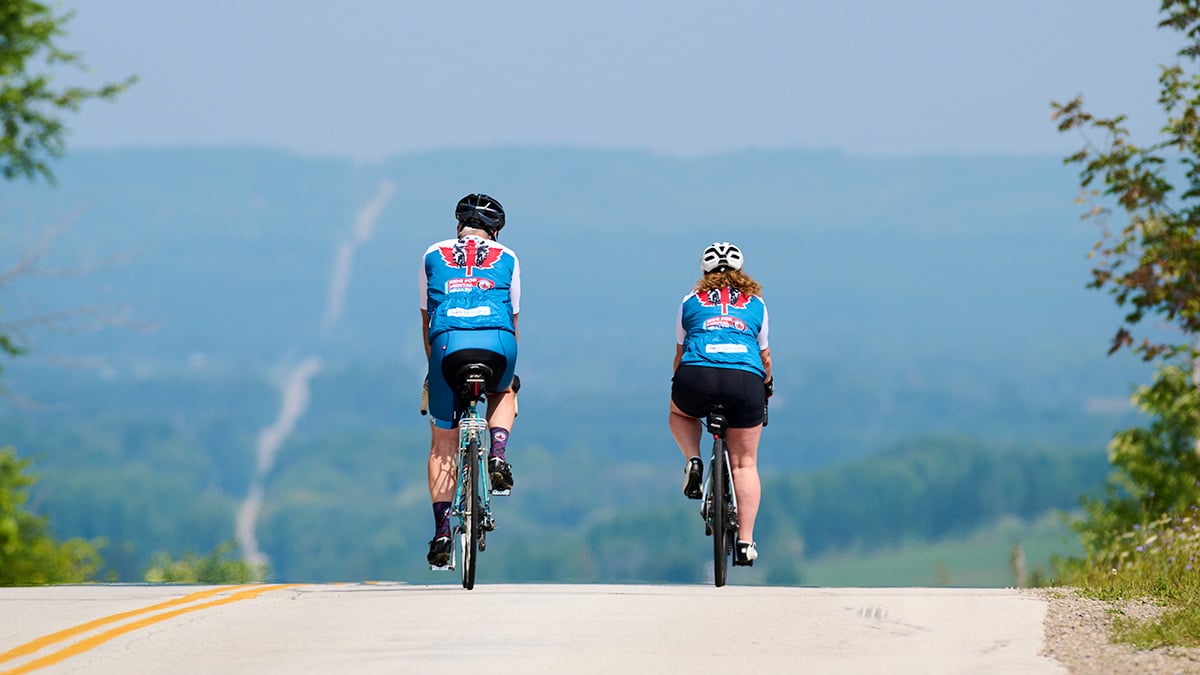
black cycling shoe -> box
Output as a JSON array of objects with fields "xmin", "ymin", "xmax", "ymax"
[
  {"xmin": 426, "ymin": 536, "xmax": 451, "ymax": 567},
  {"xmin": 733, "ymin": 540, "xmax": 758, "ymax": 567},
  {"xmin": 489, "ymin": 456, "xmax": 514, "ymax": 492},
  {"xmin": 683, "ymin": 457, "xmax": 703, "ymax": 499}
]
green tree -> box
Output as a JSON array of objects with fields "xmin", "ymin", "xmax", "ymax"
[
  {"xmin": 0, "ymin": 447, "xmax": 102, "ymax": 584},
  {"xmin": 1052, "ymin": 0, "xmax": 1200, "ymax": 553},
  {"xmin": 1, "ymin": 0, "xmax": 135, "ymax": 183},
  {"xmin": 0, "ymin": 2, "xmax": 133, "ymax": 585},
  {"xmin": 1073, "ymin": 366, "xmax": 1200, "ymax": 557},
  {"xmin": 144, "ymin": 541, "xmax": 267, "ymax": 584},
  {"xmin": 1, "ymin": 0, "xmax": 135, "ymax": 372}
]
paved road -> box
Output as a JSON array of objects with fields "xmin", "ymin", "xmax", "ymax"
[{"xmin": 0, "ymin": 584, "xmax": 1066, "ymax": 674}]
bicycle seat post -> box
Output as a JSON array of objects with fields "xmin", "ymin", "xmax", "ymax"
[
  {"xmin": 455, "ymin": 363, "xmax": 492, "ymax": 409},
  {"xmin": 706, "ymin": 404, "xmax": 728, "ymax": 437}
]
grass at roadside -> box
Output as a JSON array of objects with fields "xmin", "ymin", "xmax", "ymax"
[{"xmin": 1058, "ymin": 506, "xmax": 1200, "ymax": 648}]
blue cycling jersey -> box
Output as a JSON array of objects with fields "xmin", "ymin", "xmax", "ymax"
[
  {"xmin": 676, "ymin": 287, "xmax": 769, "ymax": 378},
  {"xmin": 420, "ymin": 235, "xmax": 521, "ymax": 339}
]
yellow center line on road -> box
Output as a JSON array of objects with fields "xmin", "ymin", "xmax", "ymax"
[
  {"xmin": 0, "ymin": 585, "xmax": 256, "ymax": 664},
  {"xmin": 0, "ymin": 584, "xmax": 302, "ymax": 675}
]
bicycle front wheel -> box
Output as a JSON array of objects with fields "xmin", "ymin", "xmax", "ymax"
[
  {"xmin": 711, "ymin": 438, "xmax": 730, "ymax": 587},
  {"xmin": 460, "ymin": 434, "xmax": 481, "ymax": 590}
]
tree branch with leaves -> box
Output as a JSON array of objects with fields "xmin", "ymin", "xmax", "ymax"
[
  {"xmin": 1052, "ymin": 0, "xmax": 1200, "ymax": 554},
  {"xmin": 0, "ymin": 1, "xmax": 135, "ymax": 584},
  {"xmin": 1, "ymin": 0, "xmax": 136, "ymax": 184}
]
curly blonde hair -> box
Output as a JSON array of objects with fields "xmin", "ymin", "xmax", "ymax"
[{"xmin": 695, "ymin": 269, "xmax": 762, "ymax": 297}]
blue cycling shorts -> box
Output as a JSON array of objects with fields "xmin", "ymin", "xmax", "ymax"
[{"xmin": 427, "ymin": 328, "xmax": 517, "ymax": 429}]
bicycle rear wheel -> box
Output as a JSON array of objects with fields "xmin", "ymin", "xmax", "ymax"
[
  {"xmin": 460, "ymin": 434, "xmax": 481, "ymax": 590},
  {"xmin": 711, "ymin": 438, "xmax": 730, "ymax": 587}
]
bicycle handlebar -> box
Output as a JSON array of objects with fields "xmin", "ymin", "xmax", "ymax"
[
  {"xmin": 762, "ymin": 379, "xmax": 772, "ymax": 428},
  {"xmin": 420, "ymin": 376, "xmax": 429, "ymax": 415}
]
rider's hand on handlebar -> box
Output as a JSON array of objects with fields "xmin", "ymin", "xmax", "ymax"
[{"xmin": 764, "ymin": 378, "xmax": 774, "ymax": 399}]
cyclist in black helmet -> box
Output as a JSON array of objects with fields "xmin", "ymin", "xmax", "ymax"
[
  {"xmin": 670, "ymin": 242, "xmax": 773, "ymax": 566},
  {"xmin": 419, "ymin": 193, "xmax": 521, "ymax": 567}
]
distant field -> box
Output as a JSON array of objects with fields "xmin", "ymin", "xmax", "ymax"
[{"xmin": 802, "ymin": 513, "xmax": 1081, "ymax": 587}]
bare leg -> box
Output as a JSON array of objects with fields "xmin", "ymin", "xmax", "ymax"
[
  {"xmin": 428, "ymin": 423, "xmax": 458, "ymax": 503},
  {"xmin": 726, "ymin": 425, "xmax": 762, "ymax": 541},
  {"xmin": 485, "ymin": 387, "xmax": 516, "ymax": 431},
  {"xmin": 669, "ymin": 401, "xmax": 702, "ymax": 461}
]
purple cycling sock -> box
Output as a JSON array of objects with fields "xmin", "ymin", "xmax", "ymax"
[
  {"xmin": 432, "ymin": 501, "xmax": 451, "ymax": 538},
  {"xmin": 489, "ymin": 427, "xmax": 509, "ymax": 461}
]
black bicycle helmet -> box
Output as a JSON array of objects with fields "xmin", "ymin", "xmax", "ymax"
[{"xmin": 455, "ymin": 193, "xmax": 505, "ymax": 236}]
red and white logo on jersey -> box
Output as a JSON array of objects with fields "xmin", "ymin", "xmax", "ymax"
[
  {"xmin": 704, "ymin": 316, "xmax": 747, "ymax": 331},
  {"xmin": 696, "ymin": 287, "xmax": 751, "ymax": 315},
  {"xmin": 439, "ymin": 238, "xmax": 503, "ymax": 277},
  {"xmin": 447, "ymin": 277, "xmax": 496, "ymax": 293}
]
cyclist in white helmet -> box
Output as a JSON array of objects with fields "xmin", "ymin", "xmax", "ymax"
[{"xmin": 670, "ymin": 242, "xmax": 773, "ymax": 566}]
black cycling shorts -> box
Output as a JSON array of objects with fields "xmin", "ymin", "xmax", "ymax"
[{"xmin": 671, "ymin": 364, "xmax": 766, "ymax": 428}]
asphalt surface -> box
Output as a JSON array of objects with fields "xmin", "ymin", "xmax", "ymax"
[{"xmin": 0, "ymin": 584, "xmax": 1067, "ymax": 674}]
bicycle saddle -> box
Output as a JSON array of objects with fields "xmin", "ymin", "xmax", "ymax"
[
  {"xmin": 706, "ymin": 404, "xmax": 728, "ymax": 435},
  {"xmin": 455, "ymin": 363, "xmax": 493, "ymax": 401}
]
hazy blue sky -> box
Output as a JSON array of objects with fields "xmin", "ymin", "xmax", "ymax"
[{"xmin": 61, "ymin": 1, "xmax": 1183, "ymax": 161}]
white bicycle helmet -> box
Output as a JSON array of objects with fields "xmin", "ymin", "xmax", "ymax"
[{"xmin": 701, "ymin": 242, "xmax": 744, "ymax": 273}]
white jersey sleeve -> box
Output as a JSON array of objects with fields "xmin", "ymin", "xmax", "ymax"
[
  {"xmin": 418, "ymin": 250, "xmax": 430, "ymax": 311},
  {"xmin": 675, "ymin": 295, "xmax": 687, "ymax": 345},
  {"xmin": 758, "ymin": 301, "xmax": 769, "ymax": 349},
  {"xmin": 509, "ymin": 252, "xmax": 521, "ymax": 315}
]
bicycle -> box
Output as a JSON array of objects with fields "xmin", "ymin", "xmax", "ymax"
[
  {"xmin": 700, "ymin": 392, "xmax": 769, "ymax": 588},
  {"xmin": 441, "ymin": 361, "xmax": 503, "ymax": 590},
  {"xmin": 701, "ymin": 404, "xmax": 738, "ymax": 587}
]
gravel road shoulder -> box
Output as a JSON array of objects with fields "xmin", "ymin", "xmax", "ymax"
[{"xmin": 1033, "ymin": 587, "xmax": 1200, "ymax": 674}]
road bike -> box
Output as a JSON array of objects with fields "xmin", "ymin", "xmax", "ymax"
[
  {"xmin": 700, "ymin": 395, "xmax": 768, "ymax": 587},
  {"xmin": 701, "ymin": 404, "xmax": 738, "ymax": 587},
  {"xmin": 444, "ymin": 362, "xmax": 501, "ymax": 590}
]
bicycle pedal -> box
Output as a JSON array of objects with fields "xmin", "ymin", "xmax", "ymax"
[
  {"xmin": 490, "ymin": 489, "xmax": 511, "ymax": 497},
  {"xmin": 429, "ymin": 564, "xmax": 452, "ymax": 572}
]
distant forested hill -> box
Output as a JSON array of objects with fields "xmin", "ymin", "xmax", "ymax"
[
  {"xmin": 0, "ymin": 146, "xmax": 1145, "ymax": 583},
  {"xmin": 2, "ymin": 146, "xmax": 1135, "ymax": 367},
  {"xmin": 3, "ymin": 146, "xmax": 1146, "ymax": 418}
]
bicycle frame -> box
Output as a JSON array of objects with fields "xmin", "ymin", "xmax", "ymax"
[
  {"xmin": 702, "ymin": 406, "xmax": 739, "ymax": 587},
  {"xmin": 447, "ymin": 389, "xmax": 495, "ymax": 590},
  {"xmin": 452, "ymin": 405, "xmax": 492, "ymax": 526}
]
